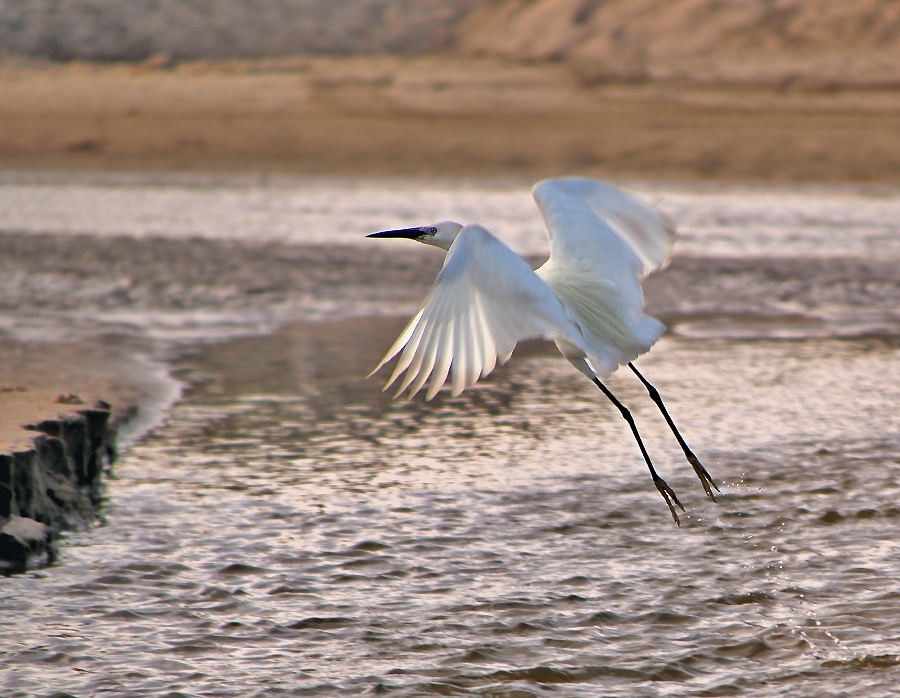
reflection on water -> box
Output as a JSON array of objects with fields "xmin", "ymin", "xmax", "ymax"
[
  {"xmin": 179, "ymin": 316, "xmax": 410, "ymax": 419},
  {"xmin": 3, "ymin": 317, "xmax": 900, "ymax": 697}
]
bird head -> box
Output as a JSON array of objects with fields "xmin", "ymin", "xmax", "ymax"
[{"xmin": 366, "ymin": 221, "xmax": 464, "ymax": 251}]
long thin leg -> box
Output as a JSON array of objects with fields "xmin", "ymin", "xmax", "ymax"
[
  {"xmin": 590, "ymin": 375, "xmax": 685, "ymax": 525},
  {"xmin": 628, "ymin": 362, "xmax": 719, "ymax": 501}
]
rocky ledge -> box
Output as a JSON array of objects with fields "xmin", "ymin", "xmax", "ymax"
[{"xmin": 0, "ymin": 399, "xmax": 120, "ymax": 575}]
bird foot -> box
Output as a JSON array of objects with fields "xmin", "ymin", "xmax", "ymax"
[
  {"xmin": 654, "ymin": 475, "xmax": 685, "ymax": 526},
  {"xmin": 686, "ymin": 452, "xmax": 719, "ymax": 502}
]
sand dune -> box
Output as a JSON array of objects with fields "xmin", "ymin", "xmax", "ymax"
[
  {"xmin": 4, "ymin": 0, "xmax": 900, "ymax": 90},
  {"xmin": 458, "ymin": 0, "xmax": 900, "ymax": 88},
  {"xmin": 2, "ymin": 2, "xmax": 900, "ymax": 180},
  {"xmin": 0, "ymin": 0, "xmax": 483, "ymax": 60}
]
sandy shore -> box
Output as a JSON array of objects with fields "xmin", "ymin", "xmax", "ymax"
[
  {"xmin": 0, "ymin": 339, "xmax": 147, "ymax": 453},
  {"xmin": 2, "ymin": 56, "xmax": 900, "ymax": 182}
]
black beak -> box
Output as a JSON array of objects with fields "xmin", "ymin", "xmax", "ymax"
[{"xmin": 366, "ymin": 227, "xmax": 424, "ymax": 240}]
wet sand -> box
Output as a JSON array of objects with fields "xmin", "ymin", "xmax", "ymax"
[
  {"xmin": 0, "ymin": 340, "xmax": 142, "ymax": 452},
  {"xmin": 2, "ymin": 57, "xmax": 900, "ymax": 182}
]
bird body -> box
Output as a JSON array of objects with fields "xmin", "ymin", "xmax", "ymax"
[
  {"xmin": 536, "ymin": 260, "xmax": 665, "ymax": 376},
  {"xmin": 370, "ymin": 178, "xmax": 675, "ymax": 395},
  {"xmin": 367, "ymin": 177, "xmax": 716, "ymax": 523},
  {"xmin": 531, "ymin": 177, "xmax": 675, "ymax": 376}
]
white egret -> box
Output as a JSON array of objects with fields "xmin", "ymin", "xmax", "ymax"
[{"xmin": 367, "ymin": 177, "xmax": 716, "ymax": 524}]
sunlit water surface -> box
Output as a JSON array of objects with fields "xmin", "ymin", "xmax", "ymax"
[{"xmin": 2, "ymin": 177, "xmax": 900, "ymax": 697}]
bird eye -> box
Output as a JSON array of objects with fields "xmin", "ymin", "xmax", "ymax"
[{"xmin": 430, "ymin": 227, "xmax": 437, "ymax": 234}]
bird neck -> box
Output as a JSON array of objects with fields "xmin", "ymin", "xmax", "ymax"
[{"xmin": 421, "ymin": 235, "xmax": 456, "ymax": 251}]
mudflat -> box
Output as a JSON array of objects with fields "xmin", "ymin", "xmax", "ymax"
[{"xmin": 2, "ymin": 56, "xmax": 900, "ymax": 182}]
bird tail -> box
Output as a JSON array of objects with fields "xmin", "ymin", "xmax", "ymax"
[
  {"xmin": 632, "ymin": 315, "xmax": 666, "ymax": 353},
  {"xmin": 580, "ymin": 314, "xmax": 666, "ymax": 377}
]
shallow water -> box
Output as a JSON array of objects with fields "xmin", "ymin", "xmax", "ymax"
[{"xmin": 2, "ymin": 177, "xmax": 900, "ymax": 697}]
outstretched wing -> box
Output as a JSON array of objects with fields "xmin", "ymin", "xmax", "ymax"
[
  {"xmin": 371, "ymin": 224, "xmax": 585, "ymax": 400},
  {"xmin": 532, "ymin": 178, "xmax": 675, "ymax": 278},
  {"xmin": 532, "ymin": 178, "xmax": 675, "ymax": 375}
]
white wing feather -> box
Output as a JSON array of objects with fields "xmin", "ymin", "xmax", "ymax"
[
  {"xmin": 533, "ymin": 178, "xmax": 675, "ymax": 278},
  {"xmin": 532, "ymin": 178, "xmax": 675, "ymax": 376},
  {"xmin": 371, "ymin": 224, "xmax": 586, "ymax": 400}
]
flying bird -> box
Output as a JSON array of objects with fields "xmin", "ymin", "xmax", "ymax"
[{"xmin": 367, "ymin": 177, "xmax": 717, "ymax": 524}]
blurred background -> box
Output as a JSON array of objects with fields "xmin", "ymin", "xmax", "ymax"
[
  {"xmin": 2, "ymin": 0, "xmax": 900, "ymax": 181},
  {"xmin": 4, "ymin": 5, "xmax": 900, "ymax": 698}
]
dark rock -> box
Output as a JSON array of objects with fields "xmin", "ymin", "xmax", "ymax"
[
  {"xmin": 1, "ymin": 404, "xmax": 118, "ymax": 574},
  {"xmin": 25, "ymin": 406, "xmax": 115, "ymax": 503},
  {"xmin": 0, "ymin": 516, "xmax": 53, "ymax": 574}
]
